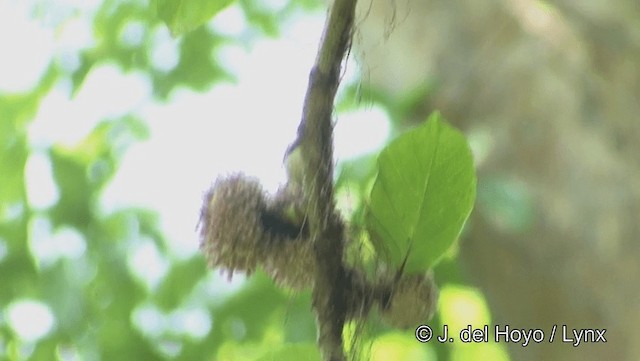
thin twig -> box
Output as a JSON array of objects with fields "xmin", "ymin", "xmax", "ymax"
[{"xmin": 295, "ymin": 0, "xmax": 358, "ymax": 360}]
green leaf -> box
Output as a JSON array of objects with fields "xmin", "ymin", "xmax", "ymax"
[
  {"xmin": 154, "ymin": 0, "xmax": 235, "ymax": 36},
  {"xmin": 154, "ymin": 256, "xmax": 206, "ymax": 310},
  {"xmin": 254, "ymin": 343, "xmax": 321, "ymax": 361},
  {"xmin": 366, "ymin": 112, "xmax": 476, "ymax": 272}
]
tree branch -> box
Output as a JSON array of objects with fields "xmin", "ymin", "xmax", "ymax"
[{"xmin": 295, "ymin": 0, "xmax": 357, "ymax": 360}]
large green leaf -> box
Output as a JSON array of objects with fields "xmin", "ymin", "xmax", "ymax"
[
  {"xmin": 154, "ymin": 0, "xmax": 234, "ymax": 36},
  {"xmin": 366, "ymin": 113, "xmax": 476, "ymax": 273}
]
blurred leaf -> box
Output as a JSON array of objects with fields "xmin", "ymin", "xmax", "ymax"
[
  {"xmin": 49, "ymin": 117, "xmax": 149, "ymax": 229},
  {"xmin": 254, "ymin": 343, "xmax": 321, "ymax": 361},
  {"xmin": 71, "ymin": 52, "xmax": 97, "ymax": 95},
  {"xmin": 40, "ymin": 260, "xmax": 89, "ymax": 337},
  {"xmin": 238, "ymin": 0, "xmax": 280, "ymax": 37},
  {"xmin": 154, "ymin": 0, "xmax": 234, "ymax": 36},
  {"xmin": 370, "ymin": 332, "xmax": 432, "ymax": 361},
  {"xmin": 73, "ymin": 3, "xmax": 155, "ymax": 94},
  {"xmin": 366, "ymin": 113, "xmax": 476, "ymax": 272},
  {"xmin": 0, "ymin": 246, "xmax": 37, "ymax": 304},
  {"xmin": 282, "ymin": 293, "xmax": 316, "ymax": 343},
  {"xmin": 0, "ymin": 66, "xmax": 57, "ymax": 216},
  {"xmin": 154, "ymin": 26, "xmax": 231, "ymax": 98},
  {"xmin": 49, "ymin": 146, "xmax": 94, "ymax": 229},
  {"xmin": 336, "ymin": 154, "xmax": 377, "ymax": 188},
  {"xmin": 30, "ymin": 338, "xmax": 59, "ymax": 360},
  {"xmin": 155, "ymin": 256, "xmax": 207, "ymax": 310},
  {"xmin": 137, "ymin": 210, "xmax": 172, "ymax": 253},
  {"xmin": 186, "ymin": 272, "xmax": 285, "ymax": 358},
  {"xmin": 0, "ymin": 92, "xmax": 35, "ymax": 301},
  {"xmin": 87, "ymin": 237, "xmax": 153, "ymax": 360},
  {"xmin": 0, "ymin": 125, "xmax": 28, "ymax": 218}
]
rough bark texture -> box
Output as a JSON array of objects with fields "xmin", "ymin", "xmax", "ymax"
[
  {"xmin": 296, "ymin": 0, "xmax": 357, "ymax": 359},
  {"xmin": 355, "ymin": 0, "xmax": 640, "ymax": 360}
]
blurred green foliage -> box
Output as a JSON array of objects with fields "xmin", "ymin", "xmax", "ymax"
[
  {"xmin": 154, "ymin": 0, "xmax": 235, "ymax": 36},
  {"xmin": 0, "ymin": 0, "xmax": 506, "ymax": 360},
  {"xmin": 1, "ymin": 1, "xmax": 321, "ymax": 359}
]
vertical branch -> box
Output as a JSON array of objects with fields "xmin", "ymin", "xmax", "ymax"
[{"xmin": 295, "ymin": 0, "xmax": 357, "ymax": 360}]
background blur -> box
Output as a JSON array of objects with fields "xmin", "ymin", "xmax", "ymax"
[{"xmin": 1, "ymin": 0, "xmax": 637, "ymax": 360}]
